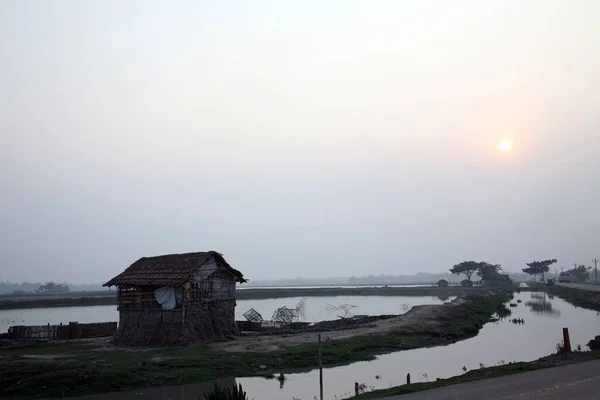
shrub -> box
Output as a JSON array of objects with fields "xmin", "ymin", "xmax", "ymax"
[{"xmin": 202, "ymin": 383, "xmax": 248, "ymax": 400}]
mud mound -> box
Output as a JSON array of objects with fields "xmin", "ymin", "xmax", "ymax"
[{"xmin": 308, "ymin": 315, "xmax": 397, "ymax": 331}]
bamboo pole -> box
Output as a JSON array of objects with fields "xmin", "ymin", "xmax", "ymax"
[{"xmin": 318, "ymin": 333, "xmax": 323, "ymax": 400}]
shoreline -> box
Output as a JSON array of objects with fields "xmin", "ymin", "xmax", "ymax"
[
  {"xmin": 0, "ymin": 286, "xmax": 490, "ymax": 310},
  {"xmin": 520, "ymin": 283, "xmax": 600, "ymax": 312},
  {"xmin": 349, "ymin": 283, "xmax": 600, "ymax": 399},
  {"xmin": 352, "ymin": 350, "xmax": 600, "ymax": 399},
  {"xmin": 0, "ymin": 292, "xmax": 510, "ymax": 398}
]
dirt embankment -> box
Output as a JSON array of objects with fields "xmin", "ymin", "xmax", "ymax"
[
  {"xmin": 211, "ymin": 295, "xmax": 492, "ymax": 352},
  {"xmin": 548, "ymin": 286, "xmax": 600, "ymax": 311}
]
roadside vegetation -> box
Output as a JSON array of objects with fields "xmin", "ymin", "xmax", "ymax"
[
  {"xmin": 203, "ymin": 383, "xmax": 248, "ymax": 400},
  {"xmin": 518, "ymin": 282, "xmax": 600, "ymax": 312},
  {"xmin": 351, "ymin": 282, "xmax": 600, "ymax": 399},
  {"xmin": 544, "ymin": 284, "xmax": 600, "ymax": 312},
  {"xmin": 352, "ymin": 350, "xmax": 600, "ymax": 399}
]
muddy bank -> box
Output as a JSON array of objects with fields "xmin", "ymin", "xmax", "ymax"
[
  {"xmin": 547, "ymin": 286, "xmax": 600, "ymax": 311},
  {"xmin": 212, "ymin": 293, "xmax": 508, "ymax": 352},
  {"xmin": 0, "ymin": 285, "xmax": 492, "ymax": 310},
  {"xmin": 236, "ymin": 314, "xmax": 397, "ymax": 335},
  {"xmin": 522, "ymin": 283, "xmax": 600, "ymax": 312},
  {"xmin": 0, "ymin": 292, "xmax": 510, "ymax": 398}
]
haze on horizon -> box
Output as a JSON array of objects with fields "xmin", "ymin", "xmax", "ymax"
[{"xmin": 1, "ymin": 0, "xmax": 599, "ymax": 284}]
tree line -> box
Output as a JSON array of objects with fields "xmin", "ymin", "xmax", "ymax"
[
  {"xmin": 35, "ymin": 281, "xmax": 70, "ymax": 293},
  {"xmin": 449, "ymin": 261, "xmax": 502, "ymax": 282},
  {"xmin": 0, "ymin": 281, "xmax": 106, "ymax": 295},
  {"xmin": 450, "ymin": 258, "xmax": 596, "ymax": 283}
]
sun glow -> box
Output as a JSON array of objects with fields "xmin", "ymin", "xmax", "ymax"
[{"xmin": 498, "ymin": 140, "xmax": 513, "ymax": 152}]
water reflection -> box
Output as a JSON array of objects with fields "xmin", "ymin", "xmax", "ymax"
[{"xmin": 525, "ymin": 292, "xmax": 561, "ymax": 317}]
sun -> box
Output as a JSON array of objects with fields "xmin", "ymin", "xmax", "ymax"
[{"xmin": 498, "ymin": 140, "xmax": 513, "ymax": 152}]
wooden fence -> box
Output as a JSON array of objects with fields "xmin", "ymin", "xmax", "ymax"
[{"xmin": 7, "ymin": 321, "xmax": 117, "ymax": 340}]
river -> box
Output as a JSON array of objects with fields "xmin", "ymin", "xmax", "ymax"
[{"xmin": 61, "ymin": 291, "xmax": 600, "ymax": 400}]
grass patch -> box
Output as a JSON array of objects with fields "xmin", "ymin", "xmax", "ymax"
[
  {"xmin": 1, "ymin": 341, "xmax": 97, "ymax": 356},
  {"xmin": 0, "ymin": 336, "xmax": 447, "ymax": 398}
]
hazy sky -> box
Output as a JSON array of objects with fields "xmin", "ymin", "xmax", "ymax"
[{"xmin": 1, "ymin": 0, "xmax": 599, "ymax": 283}]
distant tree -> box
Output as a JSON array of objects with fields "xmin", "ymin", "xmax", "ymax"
[
  {"xmin": 37, "ymin": 281, "xmax": 70, "ymax": 293},
  {"xmin": 0, "ymin": 282, "xmax": 42, "ymax": 295},
  {"xmin": 571, "ymin": 265, "xmax": 591, "ymax": 282},
  {"xmin": 450, "ymin": 261, "xmax": 480, "ymax": 282},
  {"xmin": 523, "ymin": 259, "xmax": 557, "ymax": 281},
  {"xmin": 476, "ymin": 263, "xmax": 502, "ymax": 278}
]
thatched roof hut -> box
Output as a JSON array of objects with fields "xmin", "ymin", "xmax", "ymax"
[
  {"xmin": 104, "ymin": 251, "xmax": 246, "ymax": 345},
  {"xmin": 460, "ymin": 279, "xmax": 473, "ymax": 287},
  {"xmin": 481, "ymin": 268, "xmax": 512, "ymax": 287},
  {"xmin": 104, "ymin": 251, "xmax": 246, "ymax": 287}
]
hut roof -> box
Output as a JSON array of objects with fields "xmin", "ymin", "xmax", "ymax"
[
  {"xmin": 103, "ymin": 251, "xmax": 246, "ymax": 287},
  {"xmin": 481, "ymin": 269, "xmax": 511, "ymax": 281}
]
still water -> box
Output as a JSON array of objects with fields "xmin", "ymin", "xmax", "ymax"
[
  {"xmin": 65, "ymin": 292, "xmax": 600, "ymax": 400},
  {"xmin": 0, "ymin": 295, "xmax": 453, "ymax": 333},
  {"xmin": 239, "ymin": 284, "xmax": 435, "ymax": 289}
]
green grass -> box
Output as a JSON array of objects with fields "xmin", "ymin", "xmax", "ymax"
[
  {"xmin": 0, "ymin": 334, "xmax": 448, "ymax": 397},
  {"xmin": 0, "ymin": 293, "xmax": 511, "ymax": 398},
  {"xmin": 0, "ymin": 341, "xmax": 97, "ymax": 355}
]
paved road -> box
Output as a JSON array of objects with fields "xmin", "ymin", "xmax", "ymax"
[
  {"xmin": 556, "ymin": 283, "xmax": 600, "ymax": 292},
  {"xmin": 380, "ymin": 360, "xmax": 600, "ymax": 399}
]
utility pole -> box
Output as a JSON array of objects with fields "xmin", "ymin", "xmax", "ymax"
[{"xmin": 593, "ymin": 258, "xmax": 599, "ymax": 285}]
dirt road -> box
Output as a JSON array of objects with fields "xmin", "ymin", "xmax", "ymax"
[
  {"xmin": 378, "ymin": 360, "xmax": 600, "ymax": 400},
  {"xmin": 557, "ymin": 283, "xmax": 600, "ymax": 292}
]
